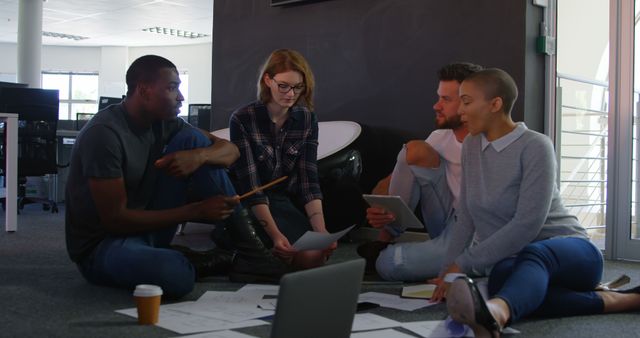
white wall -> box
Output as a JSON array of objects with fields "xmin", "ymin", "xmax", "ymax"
[
  {"xmin": 128, "ymin": 43, "xmax": 212, "ymax": 104},
  {"xmin": 99, "ymin": 46, "xmax": 128, "ymax": 98},
  {"xmin": 0, "ymin": 42, "xmax": 212, "ymax": 105}
]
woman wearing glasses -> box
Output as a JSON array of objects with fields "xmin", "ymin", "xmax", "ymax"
[{"xmin": 229, "ymin": 49, "xmax": 335, "ymax": 269}]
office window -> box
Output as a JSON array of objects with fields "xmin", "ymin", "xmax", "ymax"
[{"xmin": 42, "ymin": 72, "xmax": 99, "ymax": 120}]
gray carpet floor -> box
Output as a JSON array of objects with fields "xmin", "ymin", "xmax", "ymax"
[{"xmin": 1, "ymin": 204, "xmax": 640, "ymax": 338}]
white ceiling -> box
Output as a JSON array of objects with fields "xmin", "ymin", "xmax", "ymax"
[{"xmin": 0, "ymin": 0, "xmax": 213, "ymax": 47}]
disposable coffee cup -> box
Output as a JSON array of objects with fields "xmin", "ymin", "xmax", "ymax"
[{"xmin": 133, "ymin": 284, "xmax": 163, "ymax": 325}]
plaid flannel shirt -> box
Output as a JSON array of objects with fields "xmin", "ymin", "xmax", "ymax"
[{"xmin": 229, "ymin": 101, "xmax": 322, "ymax": 206}]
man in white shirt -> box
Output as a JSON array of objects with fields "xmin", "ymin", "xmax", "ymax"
[{"xmin": 358, "ymin": 63, "xmax": 482, "ymax": 281}]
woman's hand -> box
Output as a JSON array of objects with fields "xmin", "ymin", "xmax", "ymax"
[
  {"xmin": 366, "ymin": 206, "xmax": 396, "ymax": 228},
  {"xmin": 324, "ymin": 240, "xmax": 338, "ymax": 259},
  {"xmin": 271, "ymin": 232, "xmax": 297, "ymax": 259},
  {"xmin": 430, "ymin": 264, "xmax": 462, "ymax": 303}
]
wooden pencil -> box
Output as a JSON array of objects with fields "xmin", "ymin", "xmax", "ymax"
[{"xmin": 238, "ymin": 176, "xmax": 288, "ymax": 200}]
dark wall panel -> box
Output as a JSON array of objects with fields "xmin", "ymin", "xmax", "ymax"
[{"xmin": 212, "ymin": 0, "xmax": 544, "ymax": 138}]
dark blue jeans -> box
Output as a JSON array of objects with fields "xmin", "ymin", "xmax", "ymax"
[
  {"xmin": 488, "ymin": 237, "xmax": 604, "ymax": 322},
  {"xmin": 78, "ymin": 128, "xmax": 238, "ymax": 298}
]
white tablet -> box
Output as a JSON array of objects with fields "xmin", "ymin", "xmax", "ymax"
[{"xmin": 362, "ymin": 194, "xmax": 424, "ymax": 229}]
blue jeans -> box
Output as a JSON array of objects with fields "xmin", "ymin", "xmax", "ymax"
[
  {"xmin": 385, "ymin": 145, "xmax": 454, "ymax": 238},
  {"xmin": 78, "ymin": 128, "xmax": 238, "ymax": 299},
  {"xmin": 376, "ymin": 146, "xmax": 456, "ymax": 281},
  {"xmin": 488, "ymin": 237, "xmax": 604, "ymax": 322}
]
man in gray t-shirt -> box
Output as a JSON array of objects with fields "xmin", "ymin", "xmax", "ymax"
[{"xmin": 66, "ymin": 55, "xmax": 287, "ymax": 298}]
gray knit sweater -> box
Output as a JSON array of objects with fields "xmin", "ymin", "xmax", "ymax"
[{"xmin": 443, "ymin": 124, "xmax": 588, "ymax": 274}]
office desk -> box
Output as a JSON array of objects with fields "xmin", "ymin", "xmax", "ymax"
[
  {"xmin": 57, "ymin": 129, "xmax": 80, "ymax": 138},
  {"xmin": 0, "ymin": 113, "xmax": 19, "ymax": 232}
]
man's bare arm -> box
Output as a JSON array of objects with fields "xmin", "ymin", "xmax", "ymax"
[
  {"xmin": 198, "ymin": 129, "xmax": 240, "ymax": 168},
  {"xmin": 154, "ymin": 130, "xmax": 240, "ymax": 177},
  {"xmin": 88, "ymin": 177, "xmax": 238, "ymax": 234}
]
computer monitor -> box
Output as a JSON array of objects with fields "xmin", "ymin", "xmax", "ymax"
[
  {"xmin": 0, "ymin": 87, "xmax": 59, "ymax": 176},
  {"xmin": 188, "ymin": 104, "xmax": 212, "ymax": 130},
  {"xmin": 0, "ymin": 81, "xmax": 28, "ymax": 89},
  {"xmin": 98, "ymin": 96, "xmax": 124, "ymax": 110}
]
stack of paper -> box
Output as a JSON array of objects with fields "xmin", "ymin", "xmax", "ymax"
[
  {"xmin": 116, "ymin": 284, "xmax": 521, "ymax": 338},
  {"xmin": 115, "ymin": 284, "xmax": 278, "ymax": 335}
]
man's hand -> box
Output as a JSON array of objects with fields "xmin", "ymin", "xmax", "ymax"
[
  {"xmin": 366, "ymin": 206, "xmax": 396, "ymax": 228},
  {"xmin": 197, "ymin": 195, "xmax": 239, "ymax": 221},
  {"xmin": 271, "ymin": 232, "xmax": 297, "ymax": 259},
  {"xmin": 155, "ymin": 149, "xmax": 204, "ymax": 178},
  {"xmin": 430, "ymin": 264, "xmax": 462, "ymax": 303}
]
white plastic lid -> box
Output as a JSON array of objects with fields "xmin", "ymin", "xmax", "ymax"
[{"xmin": 133, "ymin": 284, "xmax": 163, "ymax": 297}]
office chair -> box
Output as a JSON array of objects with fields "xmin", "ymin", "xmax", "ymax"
[{"xmin": 0, "ymin": 87, "xmax": 60, "ymax": 213}]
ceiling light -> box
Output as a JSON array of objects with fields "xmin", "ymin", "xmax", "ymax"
[
  {"xmin": 142, "ymin": 27, "xmax": 209, "ymax": 39},
  {"xmin": 42, "ymin": 31, "xmax": 89, "ymax": 40}
]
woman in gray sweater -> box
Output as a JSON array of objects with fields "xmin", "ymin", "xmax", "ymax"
[{"xmin": 431, "ymin": 68, "xmax": 640, "ymax": 337}]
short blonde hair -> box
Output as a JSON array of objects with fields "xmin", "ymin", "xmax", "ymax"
[{"xmin": 257, "ymin": 49, "xmax": 315, "ymax": 110}]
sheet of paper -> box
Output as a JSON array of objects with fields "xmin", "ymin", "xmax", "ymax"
[
  {"xmin": 350, "ymin": 328, "xmax": 416, "ymax": 338},
  {"xmin": 115, "ymin": 307, "xmax": 269, "ymax": 335},
  {"xmin": 195, "ymin": 291, "xmax": 266, "ymax": 307},
  {"xmin": 402, "ymin": 320, "xmax": 521, "ymax": 337},
  {"xmin": 171, "ymin": 330, "xmax": 259, "ymax": 338},
  {"xmin": 401, "ymin": 284, "xmax": 437, "ymax": 299},
  {"xmin": 175, "ymin": 291, "xmax": 273, "ymax": 323},
  {"xmin": 402, "ymin": 320, "xmax": 471, "ymax": 338},
  {"xmin": 257, "ymin": 299, "xmax": 277, "ymax": 310},
  {"xmin": 351, "ymin": 313, "xmax": 401, "ymax": 332},
  {"xmin": 237, "ymin": 284, "xmax": 280, "ymax": 296},
  {"xmin": 358, "ymin": 292, "xmax": 438, "ymax": 312},
  {"xmin": 293, "ymin": 224, "xmax": 355, "ymax": 250}
]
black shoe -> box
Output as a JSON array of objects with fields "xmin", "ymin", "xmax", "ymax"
[
  {"xmin": 225, "ymin": 208, "xmax": 291, "ymax": 282},
  {"xmin": 447, "ymin": 277, "xmax": 502, "ymax": 338},
  {"xmin": 229, "ymin": 255, "xmax": 289, "ymax": 283},
  {"xmin": 356, "ymin": 241, "xmax": 390, "ymax": 273},
  {"xmin": 210, "ymin": 224, "xmax": 234, "ymax": 251},
  {"xmin": 172, "ymin": 245, "xmax": 234, "ymax": 278}
]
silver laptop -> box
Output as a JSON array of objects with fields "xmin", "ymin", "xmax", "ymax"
[{"xmin": 271, "ymin": 259, "xmax": 366, "ymax": 338}]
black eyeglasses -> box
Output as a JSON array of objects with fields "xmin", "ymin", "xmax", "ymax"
[{"xmin": 272, "ymin": 78, "xmax": 305, "ymax": 94}]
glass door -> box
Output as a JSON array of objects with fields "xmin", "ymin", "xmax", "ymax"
[
  {"xmin": 607, "ymin": 0, "xmax": 640, "ymax": 260},
  {"xmin": 556, "ymin": 0, "xmax": 610, "ymax": 250},
  {"xmin": 556, "ymin": 0, "xmax": 640, "ymax": 259}
]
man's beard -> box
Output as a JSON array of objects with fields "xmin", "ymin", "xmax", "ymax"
[{"xmin": 436, "ymin": 114, "xmax": 463, "ymax": 129}]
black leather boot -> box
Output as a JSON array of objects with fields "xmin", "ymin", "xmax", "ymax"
[
  {"xmin": 172, "ymin": 245, "xmax": 234, "ymax": 278},
  {"xmin": 224, "ymin": 208, "xmax": 291, "ymax": 283}
]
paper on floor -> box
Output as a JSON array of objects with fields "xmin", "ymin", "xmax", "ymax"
[
  {"xmin": 358, "ymin": 292, "xmax": 438, "ymax": 311},
  {"xmin": 174, "ymin": 291, "xmax": 274, "ymax": 323},
  {"xmin": 171, "ymin": 330, "xmax": 259, "ymax": 338},
  {"xmin": 402, "ymin": 320, "xmax": 471, "ymax": 338},
  {"xmin": 351, "ymin": 313, "xmax": 401, "ymax": 332},
  {"xmin": 350, "ymin": 328, "xmax": 416, "ymax": 338},
  {"xmin": 236, "ymin": 284, "xmax": 280, "ymax": 296},
  {"xmin": 115, "ymin": 305, "xmax": 268, "ymax": 335},
  {"xmin": 402, "ymin": 320, "xmax": 521, "ymax": 337},
  {"xmin": 257, "ymin": 299, "xmax": 277, "ymax": 310},
  {"xmin": 293, "ymin": 224, "xmax": 355, "ymax": 250}
]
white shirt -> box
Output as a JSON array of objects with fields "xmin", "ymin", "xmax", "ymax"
[{"xmin": 425, "ymin": 129, "xmax": 462, "ymax": 206}]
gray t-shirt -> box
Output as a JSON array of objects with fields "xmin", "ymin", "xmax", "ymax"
[
  {"xmin": 65, "ymin": 103, "xmax": 187, "ymax": 263},
  {"xmin": 443, "ymin": 123, "xmax": 588, "ymax": 274}
]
